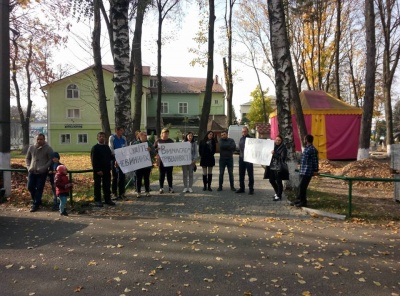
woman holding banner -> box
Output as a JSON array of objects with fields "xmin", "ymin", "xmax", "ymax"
[
  {"xmin": 154, "ymin": 128, "xmax": 175, "ymax": 194},
  {"xmin": 182, "ymin": 132, "xmax": 198, "ymax": 193},
  {"xmin": 199, "ymin": 131, "xmax": 216, "ymax": 191},
  {"xmin": 269, "ymin": 135, "xmax": 288, "ymax": 201}
]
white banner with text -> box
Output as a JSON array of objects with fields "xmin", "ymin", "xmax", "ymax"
[
  {"xmin": 243, "ymin": 138, "xmax": 275, "ymax": 165},
  {"xmin": 115, "ymin": 142, "xmax": 153, "ymax": 173},
  {"xmin": 158, "ymin": 142, "xmax": 192, "ymax": 167}
]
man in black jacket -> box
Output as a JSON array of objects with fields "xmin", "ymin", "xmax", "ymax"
[
  {"xmin": 235, "ymin": 126, "xmax": 254, "ymax": 195},
  {"xmin": 217, "ymin": 131, "xmax": 236, "ymax": 191},
  {"xmin": 91, "ymin": 132, "xmax": 115, "ymax": 207}
]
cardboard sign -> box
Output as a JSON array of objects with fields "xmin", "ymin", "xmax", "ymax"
[
  {"xmin": 243, "ymin": 138, "xmax": 274, "ymax": 165},
  {"xmin": 115, "ymin": 142, "xmax": 153, "ymax": 173},
  {"xmin": 158, "ymin": 142, "xmax": 192, "ymax": 167}
]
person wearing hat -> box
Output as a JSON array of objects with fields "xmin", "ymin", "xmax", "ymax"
[
  {"xmin": 48, "ymin": 152, "xmax": 62, "ymax": 211},
  {"xmin": 55, "ymin": 164, "xmax": 72, "ymax": 216},
  {"xmin": 26, "ymin": 133, "xmax": 54, "ymax": 212}
]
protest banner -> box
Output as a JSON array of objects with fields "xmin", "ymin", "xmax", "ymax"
[
  {"xmin": 114, "ymin": 142, "xmax": 153, "ymax": 174},
  {"xmin": 158, "ymin": 142, "xmax": 192, "ymax": 167},
  {"xmin": 244, "ymin": 138, "xmax": 275, "ymax": 165}
]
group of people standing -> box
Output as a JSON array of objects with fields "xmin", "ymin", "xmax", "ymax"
[
  {"xmin": 25, "ymin": 126, "xmax": 319, "ymax": 214},
  {"xmin": 25, "ymin": 133, "xmax": 72, "ymax": 215}
]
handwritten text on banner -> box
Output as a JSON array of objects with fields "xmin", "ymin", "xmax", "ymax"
[
  {"xmin": 115, "ymin": 142, "xmax": 152, "ymax": 173},
  {"xmin": 158, "ymin": 142, "xmax": 192, "ymax": 167},
  {"xmin": 243, "ymin": 138, "xmax": 275, "ymax": 165}
]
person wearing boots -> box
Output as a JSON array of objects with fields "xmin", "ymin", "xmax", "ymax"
[
  {"xmin": 199, "ymin": 131, "xmax": 216, "ymax": 191},
  {"xmin": 269, "ymin": 135, "xmax": 287, "ymax": 201},
  {"xmin": 217, "ymin": 130, "xmax": 236, "ymax": 191}
]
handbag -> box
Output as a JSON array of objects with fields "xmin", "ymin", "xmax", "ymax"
[
  {"xmin": 193, "ymin": 164, "xmax": 197, "ymax": 172},
  {"xmin": 279, "ymin": 160, "xmax": 289, "ymax": 180},
  {"xmin": 263, "ymin": 166, "xmax": 270, "ymax": 179}
]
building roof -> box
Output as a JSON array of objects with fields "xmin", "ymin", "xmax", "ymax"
[
  {"xmin": 42, "ymin": 65, "xmax": 224, "ymax": 95},
  {"xmin": 151, "ymin": 76, "xmax": 225, "ymax": 94}
]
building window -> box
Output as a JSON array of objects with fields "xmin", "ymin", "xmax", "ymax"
[
  {"xmin": 66, "ymin": 84, "xmax": 79, "ymax": 99},
  {"xmin": 161, "ymin": 102, "xmax": 168, "ymax": 114},
  {"xmin": 215, "ymin": 99, "xmax": 218, "ymax": 104},
  {"xmin": 67, "ymin": 108, "xmax": 80, "ymax": 119},
  {"xmin": 150, "ymin": 79, "xmax": 157, "ymax": 88},
  {"xmin": 60, "ymin": 134, "xmax": 71, "ymax": 144},
  {"xmin": 77, "ymin": 134, "xmax": 88, "ymax": 144},
  {"xmin": 179, "ymin": 102, "xmax": 188, "ymax": 114}
]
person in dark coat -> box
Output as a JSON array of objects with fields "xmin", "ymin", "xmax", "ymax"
[
  {"xmin": 199, "ymin": 130, "xmax": 216, "ymax": 191},
  {"xmin": 217, "ymin": 130, "xmax": 236, "ymax": 191},
  {"xmin": 235, "ymin": 126, "xmax": 254, "ymax": 195},
  {"xmin": 269, "ymin": 135, "xmax": 288, "ymax": 201},
  {"xmin": 91, "ymin": 132, "xmax": 115, "ymax": 207}
]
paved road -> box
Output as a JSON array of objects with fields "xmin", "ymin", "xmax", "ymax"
[{"xmin": 1, "ymin": 155, "xmax": 399, "ymax": 295}]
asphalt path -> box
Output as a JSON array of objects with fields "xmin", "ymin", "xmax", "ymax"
[{"xmin": 1, "ymin": 155, "xmax": 399, "ymax": 295}]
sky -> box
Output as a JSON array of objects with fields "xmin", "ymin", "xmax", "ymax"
[{"xmin": 47, "ymin": 3, "xmax": 275, "ymax": 120}]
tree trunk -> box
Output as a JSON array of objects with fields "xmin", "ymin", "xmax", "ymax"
[
  {"xmin": 198, "ymin": 0, "xmax": 216, "ymax": 141},
  {"xmin": 267, "ymin": 0, "xmax": 298, "ymax": 187},
  {"xmin": 335, "ymin": 0, "xmax": 341, "ymax": 99},
  {"xmin": 358, "ymin": 0, "xmax": 376, "ymax": 160},
  {"xmin": 92, "ymin": 0, "xmax": 111, "ymax": 137},
  {"xmin": 156, "ymin": 4, "xmax": 163, "ymax": 137},
  {"xmin": 111, "ymin": 0, "xmax": 133, "ymax": 139},
  {"xmin": 224, "ymin": 0, "xmax": 235, "ymax": 127},
  {"xmin": 131, "ymin": 0, "xmax": 147, "ymax": 140}
]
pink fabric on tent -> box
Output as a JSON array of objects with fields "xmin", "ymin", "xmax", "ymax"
[
  {"xmin": 325, "ymin": 115, "xmax": 361, "ymax": 159},
  {"xmin": 292, "ymin": 115, "xmax": 312, "ymax": 150}
]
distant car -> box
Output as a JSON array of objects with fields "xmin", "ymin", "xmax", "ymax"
[{"xmin": 228, "ymin": 125, "xmax": 246, "ymax": 152}]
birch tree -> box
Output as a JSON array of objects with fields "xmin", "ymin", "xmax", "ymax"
[{"xmin": 267, "ymin": 0, "xmax": 298, "ymax": 185}]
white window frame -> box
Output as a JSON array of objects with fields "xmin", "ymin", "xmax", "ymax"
[
  {"xmin": 66, "ymin": 84, "xmax": 79, "ymax": 99},
  {"xmin": 150, "ymin": 79, "xmax": 157, "ymax": 88},
  {"xmin": 77, "ymin": 133, "xmax": 88, "ymax": 144},
  {"xmin": 178, "ymin": 102, "xmax": 188, "ymax": 114},
  {"xmin": 60, "ymin": 134, "xmax": 71, "ymax": 144},
  {"xmin": 66, "ymin": 108, "xmax": 80, "ymax": 119},
  {"xmin": 161, "ymin": 102, "xmax": 169, "ymax": 114}
]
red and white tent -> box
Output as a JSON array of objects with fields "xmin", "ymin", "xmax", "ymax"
[{"xmin": 270, "ymin": 90, "xmax": 362, "ymax": 160}]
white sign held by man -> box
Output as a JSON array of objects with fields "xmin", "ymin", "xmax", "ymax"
[
  {"xmin": 244, "ymin": 138, "xmax": 275, "ymax": 165},
  {"xmin": 158, "ymin": 142, "xmax": 192, "ymax": 167},
  {"xmin": 115, "ymin": 142, "xmax": 153, "ymax": 173}
]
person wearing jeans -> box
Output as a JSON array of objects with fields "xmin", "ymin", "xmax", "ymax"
[
  {"xmin": 26, "ymin": 133, "xmax": 53, "ymax": 212},
  {"xmin": 291, "ymin": 134, "xmax": 319, "ymax": 207},
  {"xmin": 217, "ymin": 130, "xmax": 236, "ymax": 191},
  {"xmin": 154, "ymin": 128, "xmax": 175, "ymax": 194},
  {"xmin": 182, "ymin": 132, "xmax": 198, "ymax": 193}
]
